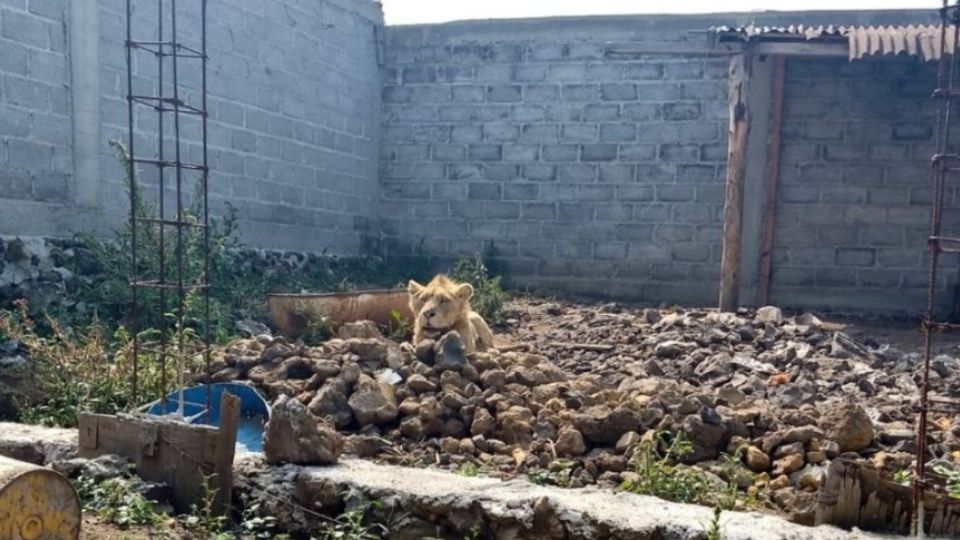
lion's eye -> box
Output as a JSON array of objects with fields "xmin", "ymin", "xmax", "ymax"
[{"xmin": 440, "ymin": 297, "xmax": 448, "ymax": 304}]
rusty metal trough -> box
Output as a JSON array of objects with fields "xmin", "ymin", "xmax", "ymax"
[{"xmin": 268, "ymin": 289, "xmax": 414, "ymax": 339}]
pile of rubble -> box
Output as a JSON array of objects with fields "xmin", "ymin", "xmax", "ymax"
[{"xmin": 206, "ymin": 300, "xmax": 960, "ymax": 524}]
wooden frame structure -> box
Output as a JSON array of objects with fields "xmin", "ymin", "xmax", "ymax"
[{"xmin": 713, "ymin": 37, "xmax": 847, "ymax": 312}]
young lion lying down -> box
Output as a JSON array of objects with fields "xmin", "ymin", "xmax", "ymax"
[{"xmin": 407, "ymin": 274, "xmax": 494, "ymax": 354}]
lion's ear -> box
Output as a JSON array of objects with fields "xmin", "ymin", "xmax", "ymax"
[
  {"xmin": 408, "ymin": 280, "xmax": 424, "ymax": 296},
  {"xmin": 455, "ymin": 283, "xmax": 473, "ymax": 301}
]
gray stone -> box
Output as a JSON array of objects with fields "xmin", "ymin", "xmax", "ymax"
[{"xmin": 265, "ymin": 395, "xmax": 343, "ymax": 465}]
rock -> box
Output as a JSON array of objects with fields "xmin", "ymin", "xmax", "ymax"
[
  {"xmin": 347, "ymin": 339, "xmax": 389, "ymax": 364},
  {"xmin": 772, "ymin": 454, "xmax": 804, "ymax": 477},
  {"xmin": 338, "ymin": 321, "xmax": 382, "ymax": 340},
  {"xmin": 236, "ymin": 319, "xmax": 271, "ymax": 338},
  {"xmin": 344, "ymin": 435, "xmax": 389, "ymax": 458},
  {"xmin": 308, "ymin": 385, "xmax": 353, "ymax": 428},
  {"xmin": 791, "ymin": 464, "xmax": 826, "ymax": 490},
  {"xmin": 615, "ymin": 431, "xmax": 641, "ymax": 455},
  {"xmin": 754, "ymin": 306, "xmax": 783, "ymax": 325},
  {"xmin": 717, "ymin": 385, "xmax": 746, "ymax": 406},
  {"xmin": 471, "ymin": 408, "xmax": 496, "ymax": 436},
  {"xmin": 655, "ymin": 340, "xmax": 694, "ymax": 358},
  {"xmin": 681, "ymin": 415, "xmax": 726, "ymax": 463},
  {"xmin": 406, "ymin": 374, "xmax": 437, "ymax": 394},
  {"xmin": 773, "ymin": 442, "xmax": 805, "ymax": 460},
  {"xmin": 572, "ymin": 406, "xmax": 643, "ymax": 445},
  {"xmin": 415, "ymin": 339, "xmax": 436, "ymax": 365},
  {"xmin": 555, "ymin": 428, "xmax": 587, "ymax": 457},
  {"xmin": 820, "ymin": 400, "xmax": 874, "ymax": 452},
  {"xmin": 434, "ymin": 332, "xmax": 467, "ymax": 372},
  {"xmin": 744, "ymin": 446, "xmax": 770, "ymax": 472},
  {"xmin": 52, "ymin": 454, "xmax": 130, "ymax": 480},
  {"xmin": 265, "ymin": 395, "xmax": 342, "ymax": 465},
  {"xmin": 348, "ymin": 376, "xmax": 398, "ymax": 425}
]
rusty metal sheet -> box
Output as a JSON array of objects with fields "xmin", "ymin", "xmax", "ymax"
[{"xmin": 710, "ymin": 24, "xmax": 956, "ymax": 62}]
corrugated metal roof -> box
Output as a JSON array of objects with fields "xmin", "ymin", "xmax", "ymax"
[{"xmin": 711, "ymin": 24, "xmax": 956, "ymax": 61}]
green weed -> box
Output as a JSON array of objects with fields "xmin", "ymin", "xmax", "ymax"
[
  {"xmin": 74, "ymin": 474, "xmax": 165, "ymax": 529},
  {"xmin": 318, "ymin": 500, "xmax": 388, "ymax": 540},
  {"xmin": 620, "ymin": 431, "xmax": 708, "ymax": 504}
]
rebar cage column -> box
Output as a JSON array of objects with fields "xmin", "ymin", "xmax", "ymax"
[
  {"xmin": 914, "ymin": 1, "xmax": 960, "ymax": 534},
  {"xmin": 125, "ymin": 0, "xmax": 211, "ymax": 414}
]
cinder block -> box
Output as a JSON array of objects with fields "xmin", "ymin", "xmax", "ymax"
[
  {"xmin": 662, "ymin": 102, "xmax": 701, "ymax": 121},
  {"xmin": 483, "ymin": 123, "xmax": 521, "ymax": 142},
  {"xmin": 598, "ymin": 164, "xmax": 634, "ymax": 183},
  {"xmin": 599, "ymin": 124, "xmax": 636, "ymax": 142},
  {"xmin": 656, "ymin": 185, "xmax": 694, "ymax": 202},
  {"xmin": 595, "ymin": 242, "xmax": 628, "ymax": 260},
  {"xmin": 521, "ymin": 124, "xmax": 559, "ymax": 144},
  {"xmin": 541, "ymin": 144, "xmax": 578, "ymax": 162},
  {"xmin": 503, "ymin": 144, "xmax": 539, "ymax": 162},
  {"xmin": 468, "ymin": 183, "xmax": 501, "ymax": 200},
  {"xmin": 468, "ymin": 144, "xmax": 503, "ymax": 161},
  {"xmin": 836, "ymin": 247, "xmax": 876, "ymax": 267},
  {"xmin": 504, "ymin": 184, "xmax": 539, "ymax": 201},
  {"xmin": 1, "ymin": 9, "xmax": 48, "ymax": 48},
  {"xmin": 595, "ymin": 204, "xmax": 632, "ymax": 222},
  {"xmin": 659, "ymin": 144, "xmax": 699, "ymax": 162},
  {"xmin": 486, "ymin": 85, "xmax": 522, "ymax": 102},
  {"xmin": 451, "ymin": 85, "xmax": 485, "ymax": 103},
  {"xmin": 521, "ymin": 202, "xmax": 556, "ymax": 220},
  {"xmin": 525, "ymin": 84, "xmax": 561, "ymax": 102},
  {"xmin": 523, "ymin": 164, "xmax": 557, "ymax": 181},
  {"xmin": 561, "ymin": 124, "xmax": 598, "ymax": 142},
  {"xmin": 558, "ymin": 163, "xmax": 597, "ymax": 183},
  {"xmin": 600, "ymin": 83, "xmax": 636, "ymax": 101},
  {"xmin": 580, "ymin": 144, "xmax": 618, "ymax": 162},
  {"xmin": 583, "ymin": 104, "xmax": 620, "ymax": 122}
]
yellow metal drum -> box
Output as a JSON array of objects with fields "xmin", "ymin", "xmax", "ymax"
[{"xmin": 0, "ymin": 455, "xmax": 80, "ymax": 540}]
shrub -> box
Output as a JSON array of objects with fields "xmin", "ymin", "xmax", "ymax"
[
  {"xmin": 451, "ymin": 252, "xmax": 508, "ymax": 325},
  {"xmin": 1, "ymin": 299, "xmax": 196, "ymax": 427}
]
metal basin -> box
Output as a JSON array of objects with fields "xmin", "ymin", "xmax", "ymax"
[{"xmin": 268, "ymin": 288, "xmax": 414, "ymax": 339}]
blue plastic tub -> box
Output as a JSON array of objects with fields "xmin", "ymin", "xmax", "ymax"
[{"xmin": 143, "ymin": 382, "xmax": 271, "ymax": 453}]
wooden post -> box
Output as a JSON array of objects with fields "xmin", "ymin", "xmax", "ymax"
[
  {"xmin": 758, "ymin": 55, "xmax": 786, "ymax": 306},
  {"xmin": 213, "ymin": 391, "xmax": 240, "ymax": 516},
  {"xmin": 719, "ymin": 52, "xmax": 751, "ymax": 312}
]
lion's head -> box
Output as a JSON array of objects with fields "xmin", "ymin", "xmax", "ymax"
[{"xmin": 408, "ymin": 274, "xmax": 473, "ymax": 332}]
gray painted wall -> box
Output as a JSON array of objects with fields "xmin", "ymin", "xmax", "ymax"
[
  {"xmin": 1, "ymin": 0, "xmax": 383, "ymax": 253},
  {"xmin": 1, "ymin": 4, "xmax": 954, "ymax": 313},
  {"xmin": 379, "ymin": 10, "xmax": 951, "ymax": 313}
]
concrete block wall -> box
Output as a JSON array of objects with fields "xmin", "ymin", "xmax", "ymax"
[
  {"xmin": 770, "ymin": 56, "xmax": 960, "ymax": 312},
  {"xmin": 380, "ymin": 18, "xmax": 735, "ymax": 304},
  {"xmin": 0, "ymin": 0, "xmax": 73, "ymax": 206},
  {"xmin": 1, "ymin": 0, "xmax": 384, "ymax": 253}
]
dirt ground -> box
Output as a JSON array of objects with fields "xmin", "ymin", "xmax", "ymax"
[{"xmin": 80, "ymin": 516, "xmax": 167, "ymax": 539}]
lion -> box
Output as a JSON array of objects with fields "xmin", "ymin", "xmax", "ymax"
[{"xmin": 407, "ymin": 274, "xmax": 494, "ymax": 354}]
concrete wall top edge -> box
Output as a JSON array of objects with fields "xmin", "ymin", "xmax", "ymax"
[
  {"xmin": 385, "ymin": 9, "xmax": 938, "ymax": 45},
  {"xmin": 328, "ymin": 0, "xmax": 385, "ymax": 24}
]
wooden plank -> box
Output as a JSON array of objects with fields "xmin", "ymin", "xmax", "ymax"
[
  {"xmin": 77, "ymin": 412, "xmax": 226, "ymax": 513},
  {"xmin": 212, "ymin": 392, "xmax": 240, "ymax": 515},
  {"xmin": 757, "ymin": 55, "xmax": 786, "ymax": 306},
  {"xmin": 718, "ymin": 52, "xmax": 751, "ymax": 312}
]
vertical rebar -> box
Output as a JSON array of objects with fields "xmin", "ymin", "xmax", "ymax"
[
  {"xmin": 914, "ymin": 3, "xmax": 959, "ymax": 534},
  {"xmin": 157, "ymin": 0, "xmax": 168, "ymax": 410},
  {"xmin": 125, "ymin": 0, "xmax": 139, "ymax": 404},
  {"xmin": 169, "ymin": 0, "xmax": 186, "ymax": 416},
  {"xmin": 201, "ymin": 0, "xmax": 212, "ymax": 418}
]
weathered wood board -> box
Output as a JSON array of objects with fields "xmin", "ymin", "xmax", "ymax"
[
  {"xmin": 78, "ymin": 393, "xmax": 238, "ymax": 514},
  {"xmin": 816, "ymin": 459, "xmax": 960, "ymax": 536}
]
